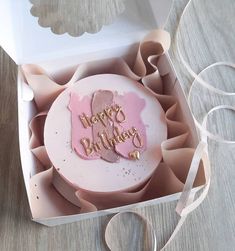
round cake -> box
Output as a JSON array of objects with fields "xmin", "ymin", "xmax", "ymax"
[{"xmin": 44, "ymin": 74, "xmax": 167, "ymax": 194}]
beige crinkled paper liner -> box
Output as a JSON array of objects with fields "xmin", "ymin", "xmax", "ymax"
[
  {"xmin": 21, "ymin": 29, "xmax": 205, "ymax": 218},
  {"xmin": 29, "ymin": 0, "xmax": 126, "ymax": 37}
]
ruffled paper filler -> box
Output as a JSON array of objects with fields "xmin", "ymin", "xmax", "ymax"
[{"xmin": 21, "ymin": 30, "xmax": 205, "ymax": 218}]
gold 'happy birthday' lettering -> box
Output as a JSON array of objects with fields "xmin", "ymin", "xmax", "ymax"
[
  {"xmin": 80, "ymin": 126, "xmax": 143, "ymax": 156},
  {"xmin": 77, "ymin": 103, "xmax": 144, "ymax": 158},
  {"xmin": 79, "ymin": 104, "xmax": 125, "ymax": 128}
]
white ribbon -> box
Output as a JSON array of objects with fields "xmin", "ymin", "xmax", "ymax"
[
  {"xmin": 104, "ymin": 0, "xmax": 235, "ymax": 249},
  {"xmin": 187, "ymin": 63, "xmax": 235, "ymax": 144},
  {"xmin": 105, "ymin": 140, "xmax": 210, "ymax": 251}
]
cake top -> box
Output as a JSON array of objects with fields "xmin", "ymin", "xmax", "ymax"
[
  {"xmin": 44, "ymin": 74, "xmax": 167, "ymax": 192},
  {"xmin": 68, "ymin": 89, "xmax": 147, "ymax": 162}
]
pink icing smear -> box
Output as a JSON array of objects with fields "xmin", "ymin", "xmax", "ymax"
[
  {"xmin": 114, "ymin": 92, "xmax": 147, "ymax": 158},
  {"xmin": 68, "ymin": 92, "xmax": 99, "ymax": 160},
  {"xmin": 68, "ymin": 90, "xmax": 147, "ymax": 162}
]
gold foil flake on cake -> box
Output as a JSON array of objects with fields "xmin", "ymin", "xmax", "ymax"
[{"xmin": 128, "ymin": 150, "xmax": 140, "ymax": 160}]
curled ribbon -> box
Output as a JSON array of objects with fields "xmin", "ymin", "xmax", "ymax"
[
  {"xmin": 188, "ymin": 63, "xmax": 235, "ymax": 144},
  {"xmin": 176, "ymin": 0, "xmax": 235, "ymax": 143},
  {"xmin": 104, "ymin": 141, "xmax": 210, "ymax": 251},
  {"xmin": 105, "ymin": 0, "xmax": 235, "ymax": 250}
]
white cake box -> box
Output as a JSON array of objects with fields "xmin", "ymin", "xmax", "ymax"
[{"xmin": 0, "ymin": 0, "xmax": 205, "ymax": 226}]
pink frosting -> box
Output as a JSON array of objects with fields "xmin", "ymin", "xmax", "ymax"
[
  {"xmin": 68, "ymin": 92, "xmax": 99, "ymax": 160},
  {"xmin": 91, "ymin": 90, "xmax": 120, "ymax": 163},
  {"xmin": 68, "ymin": 90, "xmax": 146, "ymax": 161},
  {"xmin": 114, "ymin": 92, "xmax": 146, "ymax": 158}
]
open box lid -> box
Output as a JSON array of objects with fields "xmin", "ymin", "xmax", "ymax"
[{"xmin": 0, "ymin": 0, "xmax": 172, "ymax": 65}]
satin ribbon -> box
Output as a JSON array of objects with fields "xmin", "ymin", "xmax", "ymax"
[
  {"xmin": 105, "ymin": 0, "xmax": 235, "ymax": 249},
  {"xmin": 105, "ymin": 211, "xmax": 157, "ymax": 251},
  {"xmin": 188, "ymin": 63, "xmax": 235, "ymax": 144},
  {"xmin": 105, "ymin": 141, "xmax": 210, "ymax": 251},
  {"xmin": 176, "ymin": 1, "xmax": 235, "ymax": 143}
]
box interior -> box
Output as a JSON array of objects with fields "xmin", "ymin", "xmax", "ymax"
[{"xmin": 18, "ymin": 43, "xmax": 203, "ymax": 226}]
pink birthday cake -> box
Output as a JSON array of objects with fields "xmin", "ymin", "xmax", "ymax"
[{"xmin": 44, "ymin": 74, "xmax": 167, "ymax": 194}]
